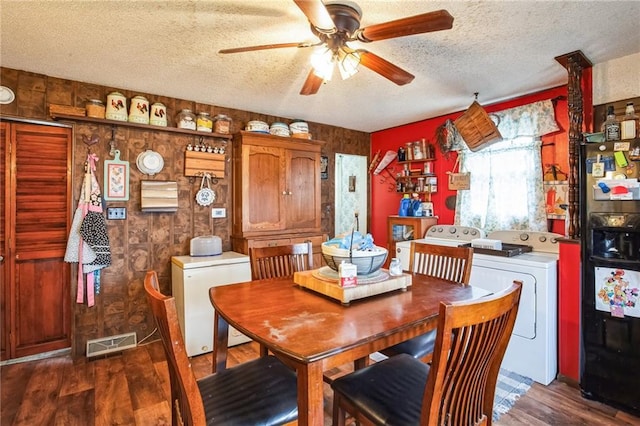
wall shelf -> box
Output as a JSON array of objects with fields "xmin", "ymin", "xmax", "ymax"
[
  {"xmin": 184, "ymin": 151, "xmax": 226, "ymax": 178},
  {"xmin": 397, "ymin": 158, "xmax": 436, "ymax": 164},
  {"xmin": 50, "ymin": 112, "xmax": 233, "ymax": 139}
]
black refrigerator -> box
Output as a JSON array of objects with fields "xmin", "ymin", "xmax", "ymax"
[{"xmin": 579, "ymin": 135, "xmax": 640, "ymax": 416}]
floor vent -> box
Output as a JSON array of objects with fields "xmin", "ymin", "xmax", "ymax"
[{"xmin": 86, "ymin": 332, "xmax": 137, "ymax": 358}]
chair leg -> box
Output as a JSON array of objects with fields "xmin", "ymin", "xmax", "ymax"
[
  {"xmin": 332, "ymin": 393, "xmax": 347, "ymax": 426},
  {"xmin": 259, "ymin": 343, "xmax": 269, "ymax": 357}
]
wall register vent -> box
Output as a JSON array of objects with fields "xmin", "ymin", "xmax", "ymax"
[{"xmin": 86, "ymin": 332, "xmax": 137, "ymax": 358}]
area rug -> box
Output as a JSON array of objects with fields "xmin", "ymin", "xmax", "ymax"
[{"xmin": 493, "ymin": 368, "xmax": 534, "ymax": 421}]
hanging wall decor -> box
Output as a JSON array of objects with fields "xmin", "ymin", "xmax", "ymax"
[
  {"xmin": 321, "ymin": 156, "xmax": 329, "ymax": 180},
  {"xmin": 104, "ymin": 150, "xmax": 130, "ymax": 201}
]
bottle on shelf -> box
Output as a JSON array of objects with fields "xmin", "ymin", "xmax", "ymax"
[
  {"xmin": 397, "ymin": 146, "xmax": 406, "ymax": 162},
  {"xmin": 398, "ymin": 194, "xmax": 411, "ymax": 217},
  {"xmin": 405, "ymin": 142, "xmax": 414, "ymax": 161},
  {"xmin": 602, "ymin": 105, "xmax": 621, "ymax": 142},
  {"xmin": 620, "ymin": 102, "xmax": 638, "ymax": 140}
]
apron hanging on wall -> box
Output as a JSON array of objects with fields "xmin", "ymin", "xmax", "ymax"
[{"xmin": 64, "ymin": 153, "xmax": 112, "ymax": 307}]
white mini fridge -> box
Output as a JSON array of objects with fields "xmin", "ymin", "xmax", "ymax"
[{"xmin": 171, "ymin": 251, "xmax": 252, "ymax": 357}]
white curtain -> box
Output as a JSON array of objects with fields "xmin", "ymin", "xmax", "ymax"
[{"xmin": 453, "ymin": 100, "xmax": 559, "ymax": 232}]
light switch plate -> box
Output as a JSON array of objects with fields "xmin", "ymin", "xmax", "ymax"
[
  {"xmin": 107, "ymin": 207, "xmax": 127, "ymax": 220},
  {"xmin": 211, "ymin": 208, "xmax": 226, "ymax": 218}
]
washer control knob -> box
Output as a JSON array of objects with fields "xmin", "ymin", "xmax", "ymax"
[
  {"xmin": 519, "ymin": 233, "xmax": 529, "ymax": 241},
  {"xmin": 470, "ymin": 230, "xmax": 478, "ymax": 236},
  {"xmin": 437, "ymin": 227, "xmax": 444, "ymax": 233},
  {"xmin": 539, "ymin": 236, "xmax": 547, "ymax": 242},
  {"xmin": 462, "ymin": 229, "xmax": 469, "ymax": 234}
]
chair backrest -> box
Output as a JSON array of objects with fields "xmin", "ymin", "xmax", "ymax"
[
  {"xmin": 144, "ymin": 271, "xmax": 206, "ymax": 425},
  {"xmin": 409, "ymin": 242, "xmax": 473, "ymax": 284},
  {"xmin": 421, "ymin": 280, "xmax": 523, "ymax": 425},
  {"xmin": 249, "ymin": 241, "xmax": 313, "ymax": 280}
]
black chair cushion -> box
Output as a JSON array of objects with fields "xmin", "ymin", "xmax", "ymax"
[
  {"xmin": 198, "ymin": 355, "xmax": 298, "ymax": 426},
  {"xmin": 331, "ymin": 353, "xmax": 430, "ymax": 426},
  {"xmin": 383, "ymin": 330, "xmax": 437, "ymax": 359}
]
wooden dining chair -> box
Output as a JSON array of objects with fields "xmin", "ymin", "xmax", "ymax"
[
  {"xmin": 381, "ymin": 242, "xmax": 474, "ymax": 362},
  {"xmin": 331, "ymin": 281, "xmax": 522, "ymax": 426},
  {"xmin": 143, "ymin": 271, "xmax": 298, "ymax": 426},
  {"xmin": 250, "ymin": 241, "xmax": 314, "ymax": 357},
  {"xmin": 249, "ymin": 241, "xmax": 313, "ymax": 280}
]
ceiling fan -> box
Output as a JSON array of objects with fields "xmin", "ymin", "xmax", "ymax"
[{"xmin": 219, "ymin": 0, "xmax": 454, "ymax": 95}]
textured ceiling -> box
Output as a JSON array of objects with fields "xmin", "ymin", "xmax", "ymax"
[{"xmin": 1, "ymin": 1, "xmax": 639, "ymax": 132}]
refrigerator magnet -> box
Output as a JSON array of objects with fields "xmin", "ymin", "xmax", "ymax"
[
  {"xmin": 592, "ymin": 155, "xmax": 604, "ymax": 177},
  {"xmin": 614, "ymin": 151, "xmax": 628, "ymax": 168}
]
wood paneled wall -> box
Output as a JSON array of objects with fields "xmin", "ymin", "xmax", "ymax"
[{"xmin": 0, "ymin": 67, "xmax": 369, "ymax": 356}]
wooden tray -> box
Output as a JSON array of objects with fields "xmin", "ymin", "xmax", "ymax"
[{"xmin": 294, "ymin": 269, "xmax": 412, "ymax": 305}]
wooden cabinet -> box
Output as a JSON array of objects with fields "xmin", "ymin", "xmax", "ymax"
[
  {"xmin": 386, "ymin": 215, "xmax": 438, "ymax": 262},
  {"xmin": 231, "ymin": 131, "xmax": 325, "ymax": 266}
]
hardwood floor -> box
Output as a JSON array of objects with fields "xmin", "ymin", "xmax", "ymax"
[{"xmin": 2, "ymin": 340, "xmax": 639, "ymax": 425}]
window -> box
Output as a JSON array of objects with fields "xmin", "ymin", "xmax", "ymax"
[{"xmin": 455, "ymin": 136, "xmax": 547, "ymax": 232}]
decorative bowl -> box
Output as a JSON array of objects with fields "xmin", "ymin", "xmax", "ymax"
[{"xmin": 321, "ymin": 242, "xmax": 388, "ymax": 276}]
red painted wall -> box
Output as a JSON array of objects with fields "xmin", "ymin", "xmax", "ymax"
[{"xmin": 370, "ymin": 86, "xmax": 569, "ymax": 247}]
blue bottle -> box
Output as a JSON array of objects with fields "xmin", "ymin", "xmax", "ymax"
[
  {"xmin": 398, "ymin": 195, "xmax": 411, "ymax": 217},
  {"xmin": 412, "ymin": 199, "xmax": 423, "ymax": 217}
]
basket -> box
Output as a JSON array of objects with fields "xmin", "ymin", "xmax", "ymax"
[
  {"xmin": 453, "ymin": 101, "xmax": 502, "ymax": 151},
  {"xmin": 321, "ymin": 243, "xmax": 388, "ymax": 276}
]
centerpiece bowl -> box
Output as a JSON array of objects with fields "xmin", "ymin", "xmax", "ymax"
[{"xmin": 321, "ymin": 242, "xmax": 388, "ymax": 276}]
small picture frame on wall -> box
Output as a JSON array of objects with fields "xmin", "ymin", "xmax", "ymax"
[
  {"xmin": 104, "ymin": 150, "xmax": 130, "ymax": 201},
  {"xmin": 320, "ymin": 156, "xmax": 328, "ymax": 180}
]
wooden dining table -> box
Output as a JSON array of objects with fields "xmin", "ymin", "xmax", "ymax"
[{"xmin": 209, "ymin": 272, "xmax": 490, "ymax": 426}]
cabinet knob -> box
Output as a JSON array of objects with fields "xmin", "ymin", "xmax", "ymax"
[
  {"xmin": 282, "ymin": 191, "xmax": 287, "ymax": 195},
  {"xmin": 288, "ymin": 191, "xmax": 292, "ymax": 195}
]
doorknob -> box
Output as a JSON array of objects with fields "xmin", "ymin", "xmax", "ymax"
[{"xmin": 0, "ymin": 255, "xmax": 3, "ymax": 262}]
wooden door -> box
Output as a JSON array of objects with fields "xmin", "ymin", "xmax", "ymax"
[
  {"xmin": 241, "ymin": 144, "xmax": 286, "ymax": 234},
  {"xmin": 286, "ymin": 149, "xmax": 321, "ymax": 232},
  {"xmin": 1, "ymin": 123, "xmax": 7, "ymax": 360},
  {"xmin": 1, "ymin": 121, "xmax": 72, "ymax": 360}
]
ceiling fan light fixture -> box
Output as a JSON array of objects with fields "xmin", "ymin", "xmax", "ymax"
[
  {"xmin": 337, "ymin": 46, "xmax": 360, "ymax": 80},
  {"xmin": 311, "ymin": 47, "xmax": 335, "ymax": 81}
]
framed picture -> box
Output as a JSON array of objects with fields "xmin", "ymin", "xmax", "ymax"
[
  {"xmin": 320, "ymin": 156, "xmax": 328, "ymax": 180},
  {"xmin": 104, "ymin": 150, "xmax": 130, "ymax": 201}
]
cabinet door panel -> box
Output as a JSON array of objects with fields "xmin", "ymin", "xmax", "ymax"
[
  {"xmin": 286, "ymin": 149, "xmax": 320, "ymax": 230},
  {"xmin": 243, "ymin": 145, "xmax": 286, "ymax": 232}
]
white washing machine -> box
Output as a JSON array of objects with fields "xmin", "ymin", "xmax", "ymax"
[{"xmin": 395, "ymin": 226, "xmax": 560, "ymax": 385}]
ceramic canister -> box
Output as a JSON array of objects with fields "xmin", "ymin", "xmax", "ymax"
[
  {"xmin": 128, "ymin": 95, "xmax": 150, "ymax": 124},
  {"xmin": 105, "ymin": 92, "xmax": 128, "ymax": 121},
  {"xmin": 149, "ymin": 102, "xmax": 167, "ymax": 127}
]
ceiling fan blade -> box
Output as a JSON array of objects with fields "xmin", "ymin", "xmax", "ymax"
[
  {"xmin": 293, "ymin": 0, "xmax": 336, "ymax": 32},
  {"xmin": 300, "ymin": 69, "xmax": 324, "ymax": 95},
  {"xmin": 219, "ymin": 41, "xmax": 316, "ymax": 54},
  {"xmin": 357, "ymin": 9, "xmax": 453, "ymax": 42},
  {"xmin": 359, "ymin": 51, "xmax": 414, "ymax": 85}
]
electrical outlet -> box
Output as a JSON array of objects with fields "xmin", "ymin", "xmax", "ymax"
[
  {"xmin": 211, "ymin": 208, "xmax": 226, "ymax": 218},
  {"xmin": 107, "ymin": 207, "xmax": 127, "ymax": 220}
]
